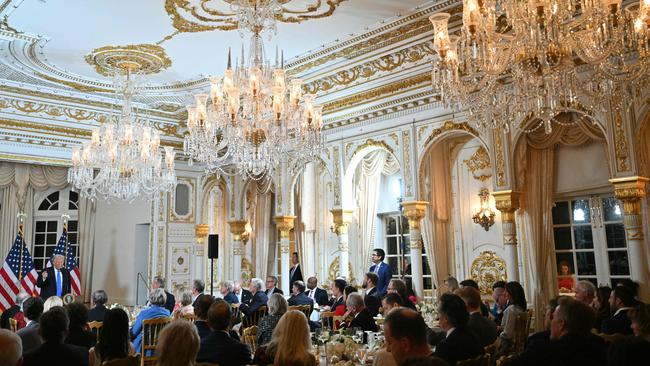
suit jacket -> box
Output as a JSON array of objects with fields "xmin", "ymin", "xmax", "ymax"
[
  {"xmin": 541, "ymin": 333, "xmax": 606, "ymax": 366},
  {"xmin": 192, "ymin": 293, "xmax": 205, "ymax": 307},
  {"xmin": 433, "ymin": 327, "xmax": 483, "ymax": 366},
  {"xmin": 239, "ymin": 288, "xmax": 253, "ymax": 304},
  {"xmin": 289, "ymin": 264, "xmax": 303, "ymax": 285},
  {"xmin": 601, "ymin": 308, "xmax": 633, "ymax": 335},
  {"xmin": 17, "ymin": 321, "xmax": 42, "ymax": 354},
  {"xmin": 607, "ymin": 336, "xmax": 650, "ymax": 366},
  {"xmin": 23, "ymin": 341, "xmax": 89, "ymax": 366},
  {"xmin": 196, "ymin": 330, "xmax": 252, "ymax": 366},
  {"xmin": 36, "ymin": 267, "xmax": 71, "ymax": 299},
  {"xmin": 66, "ymin": 328, "xmax": 96, "ymax": 349},
  {"xmin": 224, "ymin": 291, "xmax": 239, "ymax": 304},
  {"xmin": 507, "ymin": 330, "xmax": 551, "ymax": 366},
  {"xmin": 265, "ymin": 287, "xmax": 284, "ymax": 296},
  {"xmin": 1, "ymin": 304, "xmax": 20, "ymax": 329},
  {"xmin": 467, "ymin": 312, "xmax": 498, "ymax": 347},
  {"xmin": 348, "ymin": 309, "xmax": 378, "ymax": 332},
  {"xmin": 239, "ymin": 291, "xmax": 269, "ymax": 317},
  {"xmin": 163, "ymin": 290, "xmax": 175, "ymax": 313},
  {"xmin": 306, "ymin": 287, "xmax": 329, "ymax": 306},
  {"xmin": 330, "ymin": 296, "xmax": 345, "ymax": 310},
  {"xmin": 131, "ymin": 305, "xmax": 171, "ymax": 354},
  {"xmin": 87, "ymin": 304, "xmax": 108, "ymax": 322},
  {"xmin": 369, "ymin": 262, "xmax": 392, "ymax": 295},
  {"xmin": 288, "ymin": 292, "xmax": 314, "ymax": 307},
  {"xmin": 195, "ymin": 319, "xmax": 211, "ymax": 339},
  {"xmin": 364, "ymin": 291, "xmax": 381, "ymax": 317}
]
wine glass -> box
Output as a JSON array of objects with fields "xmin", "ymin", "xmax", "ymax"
[{"xmin": 355, "ymin": 347, "xmax": 368, "ymax": 364}]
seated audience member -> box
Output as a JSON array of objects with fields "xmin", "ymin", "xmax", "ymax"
[
  {"xmin": 384, "ymin": 308, "xmax": 447, "ymax": 366},
  {"xmin": 363, "ymin": 273, "xmax": 381, "ymax": 317},
  {"xmin": 0, "ymin": 329, "xmax": 23, "ymax": 366},
  {"xmin": 575, "ymin": 280, "xmax": 596, "ymax": 306},
  {"xmin": 234, "ymin": 281, "xmax": 252, "ymax": 304},
  {"xmin": 433, "ymin": 293, "xmax": 483, "ymax": 366},
  {"xmin": 257, "ymin": 293, "xmax": 288, "ymax": 346},
  {"xmin": 131, "ymin": 288, "xmax": 171, "ymax": 355},
  {"xmin": 253, "ymin": 310, "xmax": 316, "ymax": 366},
  {"xmin": 265, "ymin": 276, "xmax": 283, "ymax": 296},
  {"xmin": 288, "ymin": 280, "xmax": 313, "ymax": 307},
  {"xmin": 16, "ymin": 296, "xmax": 44, "ymax": 354},
  {"xmin": 335, "ymin": 285, "xmax": 357, "ymax": 316},
  {"xmin": 324, "ymin": 278, "xmax": 346, "ymax": 312},
  {"xmin": 456, "ymin": 287, "xmax": 497, "ymax": 348},
  {"xmin": 173, "ymin": 287, "xmax": 194, "ymax": 318},
  {"xmin": 43, "ymin": 296, "xmax": 63, "ymax": 312},
  {"xmin": 305, "ymin": 276, "xmax": 329, "ymax": 306},
  {"xmin": 594, "ymin": 286, "xmax": 612, "ymax": 332},
  {"xmin": 442, "ymin": 276, "xmax": 460, "ymax": 294},
  {"xmin": 191, "ymin": 279, "xmax": 205, "ymax": 307},
  {"xmin": 602, "ymin": 285, "xmax": 635, "ymax": 335},
  {"xmin": 65, "ymin": 301, "xmax": 96, "ymax": 349},
  {"xmin": 220, "ymin": 281, "xmax": 238, "ymax": 304},
  {"xmin": 489, "ymin": 281, "xmax": 507, "ymax": 325},
  {"xmin": 196, "ymin": 299, "xmax": 251, "ymax": 365},
  {"xmin": 23, "ymin": 306, "xmax": 89, "ymax": 366},
  {"xmin": 155, "ymin": 319, "xmax": 200, "ymax": 366},
  {"xmin": 89, "ymin": 308, "xmax": 134, "ymax": 366},
  {"xmin": 505, "ymin": 297, "xmax": 560, "ymax": 366},
  {"xmin": 344, "ymin": 293, "xmax": 378, "ymax": 332},
  {"xmin": 382, "ymin": 293, "xmax": 404, "ymax": 314},
  {"xmin": 459, "ymin": 279, "xmax": 489, "ymax": 317},
  {"xmin": 87, "ymin": 290, "xmax": 108, "ymax": 322},
  {"xmin": 237, "ymin": 278, "xmax": 268, "ymax": 321},
  {"xmin": 193, "ymin": 294, "xmax": 214, "ymax": 339},
  {"xmin": 388, "ymin": 279, "xmax": 416, "ymax": 310},
  {"xmin": 498, "ymin": 281, "xmax": 527, "ymax": 354},
  {"xmin": 151, "ymin": 276, "xmax": 175, "ymax": 314},
  {"xmin": 607, "ymin": 303, "xmax": 650, "ymax": 366},
  {"xmin": 616, "ymin": 279, "xmax": 641, "ymax": 305},
  {"xmin": 1, "ymin": 292, "xmax": 28, "ymax": 330}
]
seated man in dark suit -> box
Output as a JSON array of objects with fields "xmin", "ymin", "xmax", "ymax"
[
  {"xmin": 602, "ymin": 285, "xmax": 635, "ymax": 335},
  {"xmin": 64, "ymin": 302, "xmax": 95, "ymax": 349},
  {"xmin": 433, "ymin": 293, "xmax": 483, "ymax": 366},
  {"xmin": 87, "ymin": 290, "xmax": 108, "ymax": 322},
  {"xmin": 362, "ymin": 272, "xmax": 381, "ymax": 317},
  {"xmin": 456, "ymin": 286, "xmax": 497, "ymax": 348},
  {"xmin": 194, "ymin": 294, "xmax": 214, "ymax": 339},
  {"xmin": 264, "ymin": 276, "xmax": 284, "ymax": 296},
  {"xmin": 236, "ymin": 278, "xmax": 269, "ymax": 322},
  {"xmin": 191, "ymin": 279, "xmax": 205, "ymax": 307},
  {"xmin": 234, "ymin": 281, "xmax": 253, "ymax": 304},
  {"xmin": 219, "ymin": 281, "xmax": 239, "ymax": 304},
  {"xmin": 459, "ymin": 279, "xmax": 490, "ymax": 317},
  {"xmin": 305, "ymin": 276, "xmax": 329, "ymax": 306},
  {"xmin": 196, "ymin": 299, "xmax": 252, "ymax": 365},
  {"xmin": 151, "ymin": 276, "xmax": 175, "ymax": 313},
  {"xmin": 288, "ymin": 280, "xmax": 313, "ymax": 308},
  {"xmin": 16, "ymin": 297, "xmax": 44, "ymax": 354},
  {"xmin": 23, "ymin": 306, "xmax": 89, "ymax": 366},
  {"xmin": 344, "ymin": 293, "xmax": 378, "ymax": 333}
]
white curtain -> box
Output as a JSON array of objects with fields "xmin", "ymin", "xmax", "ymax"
[
  {"xmin": 78, "ymin": 197, "xmax": 96, "ymax": 304},
  {"xmin": 251, "ymin": 181, "xmax": 274, "ymax": 279}
]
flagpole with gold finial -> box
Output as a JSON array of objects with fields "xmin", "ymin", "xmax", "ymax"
[
  {"xmin": 62, "ymin": 214, "xmax": 70, "ymax": 266},
  {"xmin": 16, "ymin": 212, "xmax": 26, "ymax": 282}
]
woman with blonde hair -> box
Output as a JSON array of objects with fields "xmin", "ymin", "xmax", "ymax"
[
  {"xmin": 43, "ymin": 296, "xmax": 63, "ymax": 312},
  {"xmin": 253, "ymin": 310, "xmax": 316, "ymax": 366},
  {"xmin": 155, "ymin": 319, "xmax": 200, "ymax": 366}
]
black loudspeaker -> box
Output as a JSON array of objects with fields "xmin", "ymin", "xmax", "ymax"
[{"xmin": 208, "ymin": 234, "xmax": 219, "ymax": 259}]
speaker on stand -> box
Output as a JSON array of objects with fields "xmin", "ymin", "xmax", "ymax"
[{"xmin": 208, "ymin": 234, "xmax": 219, "ymax": 296}]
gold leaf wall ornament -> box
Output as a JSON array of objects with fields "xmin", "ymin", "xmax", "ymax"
[
  {"xmin": 85, "ymin": 44, "xmax": 172, "ymax": 77},
  {"xmin": 494, "ymin": 132, "xmax": 506, "ymax": 187},
  {"xmin": 470, "ymin": 251, "xmax": 507, "ymax": 295},
  {"xmin": 333, "ymin": 146, "xmax": 341, "ymax": 206},
  {"xmin": 241, "ymin": 257, "xmax": 253, "ymax": 287},
  {"xmin": 463, "ymin": 146, "xmax": 492, "ymax": 182},
  {"xmin": 422, "ymin": 121, "xmax": 481, "ymax": 150},
  {"xmin": 614, "ymin": 110, "xmax": 630, "ymax": 172},
  {"xmin": 327, "ymin": 257, "xmax": 356, "ymax": 287},
  {"xmin": 402, "ymin": 130, "xmax": 414, "ymax": 197},
  {"xmin": 350, "ymin": 138, "xmax": 395, "ymax": 160}
]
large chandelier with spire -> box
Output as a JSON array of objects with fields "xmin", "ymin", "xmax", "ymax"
[
  {"xmin": 183, "ymin": 0, "xmax": 324, "ymax": 179},
  {"xmin": 430, "ymin": 0, "xmax": 650, "ymax": 134},
  {"xmin": 68, "ymin": 69, "xmax": 177, "ymax": 202}
]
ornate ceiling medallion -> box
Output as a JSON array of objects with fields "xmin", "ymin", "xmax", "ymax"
[{"xmin": 85, "ymin": 44, "xmax": 172, "ymax": 77}]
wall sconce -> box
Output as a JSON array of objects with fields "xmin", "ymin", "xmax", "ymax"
[
  {"xmin": 241, "ymin": 222, "xmax": 252, "ymax": 244},
  {"xmin": 472, "ymin": 188, "xmax": 495, "ymax": 231}
]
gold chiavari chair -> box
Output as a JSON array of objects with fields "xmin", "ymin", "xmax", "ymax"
[
  {"xmin": 103, "ymin": 355, "xmax": 140, "ymax": 366},
  {"xmin": 9, "ymin": 318, "xmax": 18, "ymax": 332},
  {"xmin": 140, "ymin": 317, "xmax": 172, "ymax": 366},
  {"xmin": 230, "ymin": 303, "xmax": 242, "ymax": 325},
  {"xmin": 511, "ymin": 310, "xmax": 531, "ymax": 355},
  {"xmin": 320, "ymin": 311, "xmax": 344, "ymax": 331},
  {"xmin": 288, "ymin": 304, "xmax": 312, "ymax": 319},
  {"xmin": 182, "ymin": 313, "xmax": 196, "ymax": 322},
  {"xmin": 457, "ymin": 354, "xmax": 490, "ymax": 366},
  {"xmin": 242, "ymin": 305, "xmax": 267, "ymax": 329},
  {"xmin": 88, "ymin": 321, "xmax": 103, "ymax": 340},
  {"xmin": 242, "ymin": 326, "xmax": 258, "ymax": 354}
]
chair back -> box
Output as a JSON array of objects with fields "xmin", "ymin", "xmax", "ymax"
[
  {"xmin": 457, "ymin": 354, "xmax": 490, "ymax": 366},
  {"xmin": 242, "ymin": 325, "xmax": 258, "ymax": 355},
  {"xmin": 320, "ymin": 311, "xmax": 344, "ymax": 331},
  {"xmin": 140, "ymin": 317, "xmax": 172, "ymax": 366},
  {"xmin": 182, "ymin": 313, "xmax": 196, "ymax": 322},
  {"xmin": 88, "ymin": 321, "xmax": 103, "ymax": 340},
  {"xmin": 484, "ymin": 340, "xmax": 498, "ymax": 366},
  {"xmin": 525, "ymin": 309, "xmax": 534, "ymax": 334},
  {"xmin": 596, "ymin": 332, "xmax": 627, "ymax": 344},
  {"xmin": 9, "ymin": 318, "xmax": 17, "ymax": 332},
  {"xmin": 512, "ymin": 310, "xmax": 531, "ymax": 354},
  {"xmin": 102, "ymin": 355, "xmax": 140, "ymax": 366},
  {"xmin": 242, "ymin": 305, "xmax": 267, "ymax": 328},
  {"xmin": 288, "ymin": 304, "xmax": 312, "ymax": 319},
  {"xmin": 230, "ymin": 303, "xmax": 242, "ymax": 326}
]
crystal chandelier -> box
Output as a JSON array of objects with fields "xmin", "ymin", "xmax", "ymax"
[
  {"xmin": 68, "ymin": 69, "xmax": 177, "ymax": 202},
  {"xmin": 184, "ymin": 1, "xmax": 324, "ymax": 179},
  {"xmin": 430, "ymin": 0, "xmax": 650, "ymax": 134}
]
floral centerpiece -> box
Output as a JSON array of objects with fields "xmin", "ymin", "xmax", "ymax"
[
  {"xmin": 328, "ymin": 333, "xmax": 359, "ymax": 365},
  {"xmin": 416, "ymin": 300, "xmax": 438, "ymax": 329}
]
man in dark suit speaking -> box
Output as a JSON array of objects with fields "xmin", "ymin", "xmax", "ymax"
[{"xmin": 36, "ymin": 255, "xmax": 70, "ymax": 300}]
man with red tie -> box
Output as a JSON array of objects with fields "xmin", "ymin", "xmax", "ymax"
[{"xmin": 36, "ymin": 254, "xmax": 71, "ymax": 300}]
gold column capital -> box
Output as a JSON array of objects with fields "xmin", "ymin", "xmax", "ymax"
[
  {"xmin": 401, "ymin": 200, "xmax": 428, "ymax": 230},
  {"xmin": 610, "ymin": 176, "xmax": 648, "ymax": 214},
  {"xmin": 195, "ymin": 224, "xmax": 209, "ymax": 244},
  {"xmin": 274, "ymin": 215, "xmax": 296, "ymax": 239},
  {"xmin": 330, "ymin": 209, "xmax": 354, "ymax": 235},
  {"xmin": 492, "ymin": 190, "xmax": 521, "ymax": 223},
  {"xmin": 228, "ymin": 220, "xmax": 247, "ymax": 241}
]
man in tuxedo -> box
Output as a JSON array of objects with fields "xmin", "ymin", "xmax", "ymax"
[
  {"xmin": 36, "ymin": 255, "xmax": 71, "ymax": 300},
  {"xmin": 196, "ymin": 299, "xmax": 251, "ymax": 366},
  {"xmin": 369, "ymin": 248, "xmax": 392, "ymax": 295},
  {"xmin": 234, "ymin": 282, "xmax": 252, "ymax": 304},
  {"xmin": 151, "ymin": 276, "xmax": 175, "ymax": 313},
  {"xmin": 345, "ymin": 293, "xmax": 378, "ymax": 332},
  {"xmin": 22, "ymin": 306, "xmax": 89, "ymax": 366},
  {"xmin": 220, "ymin": 281, "xmax": 238, "ymax": 304},
  {"xmin": 288, "ymin": 281, "xmax": 313, "ymax": 308},
  {"xmin": 362, "ymin": 272, "xmax": 381, "ymax": 317},
  {"xmin": 265, "ymin": 276, "xmax": 283, "ymax": 296},
  {"xmin": 384, "ymin": 308, "xmax": 447, "ymax": 366},
  {"xmin": 16, "ymin": 296, "xmax": 44, "ymax": 354},
  {"xmin": 457, "ymin": 286, "xmax": 497, "ymax": 348},
  {"xmin": 432, "ymin": 293, "xmax": 483, "ymax": 366},
  {"xmin": 306, "ymin": 277, "xmax": 329, "ymax": 306},
  {"xmin": 237, "ymin": 278, "xmax": 268, "ymax": 319},
  {"xmin": 1, "ymin": 292, "xmax": 28, "ymax": 330},
  {"xmin": 191, "ymin": 279, "xmax": 205, "ymax": 307},
  {"xmin": 289, "ymin": 252, "xmax": 303, "ymax": 287},
  {"xmin": 87, "ymin": 290, "xmax": 108, "ymax": 322},
  {"xmin": 602, "ymin": 285, "xmax": 635, "ymax": 335}
]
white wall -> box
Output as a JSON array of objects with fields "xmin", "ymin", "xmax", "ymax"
[{"xmin": 91, "ymin": 198, "xmax": 151, "ymax": 306}]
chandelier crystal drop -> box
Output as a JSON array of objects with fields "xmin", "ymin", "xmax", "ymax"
[
  {"xmin": 184, "ymin": 3, "xmax": 324, "ymax": 179},
  {"xmin": 68, "ymin": 71, "xmax": 177, "ymax": 202},
  {"xmin": 430, "ymin": 0, "xmax": 650, "ymax": 134}
]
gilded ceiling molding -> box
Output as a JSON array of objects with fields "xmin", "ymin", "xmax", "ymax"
[
  {"xmin": 349, "ymin": 138, "xmax": 395, "ymax": 161},
  {"xmin": 422, "ymin": 121, "xmax": 481, "ymax": 150},
  {"xmin": 0, "ymin": 153, "xmax": 70, "ymax": 166},
  {"xmin": 85, "ymin": 44, "xmax": 172, "ymax": 77},
  {"xmin": 402, "ymin": 130, "xmax": 414, "ymax": 197},
  {"xmin": 463, "ymin": 146, "xmax": 492, "ymax": 182}
]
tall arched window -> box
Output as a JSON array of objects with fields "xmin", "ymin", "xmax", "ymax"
[{"xmin": 32, "ymin": 188, "xmax": 79, "ymax": 271}]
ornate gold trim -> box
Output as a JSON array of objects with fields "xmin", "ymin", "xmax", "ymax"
[
  {"xmin": 610, "ymin": 176, "xmax": 648, "ymax": 215},
  {"xmin": 423, "ymin": 121, "xmax": 481, "ymax": 150},
  {"xmin": 463, "ymin": 146, "xmax": 492, "ymax": 182},
  {"xmin": 492, "ymin": 190, "xmax": 521, "ymax": 223},
  {"xmin": 470, "ymin": 251, "xmax": 507, "ymax": 295},
  {"xmin": 85, "ymin": 44, "xmax": 172, "ymax": 76},
  {"xmin": 402, "ymin": 130, "xmax": 414, "ymax": 197},
  {"xmin": 228, "ymin": 220, "xmax": 247, "ymax": 241},
  {"xmin": 350, "ymin": 139, "xmax": 395, "ymax": 160},
  {"xmin": 195, "ymin": 224, "xmax": 209, "ymax": 244},
  {"xmin": 401, "ymin": 201, "xmax": 428, "ymax": 230},
  {"xmin": 613, "ymin": 107, "xmax": 630, "ymax": 172},
  {"xmin": 330, "ymin": 209, "xmax": 353, "ymax": 235},
  {"xmin": 273, "ymin": 216, "xmax": 296, "ymax": 239},
  {"xmin": 327, "ymin": 257, "xmax": 356, "ymax": 286}
]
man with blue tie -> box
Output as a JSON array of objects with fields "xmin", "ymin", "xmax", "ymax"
[
  {"xmin": 36, "ymin": 254, "xmax": 71, "ymax": 300},
  {"xmin": 369, "ymin": 248, "xmax": 392, "ymax": 296}
]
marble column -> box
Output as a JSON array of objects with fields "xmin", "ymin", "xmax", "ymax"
[
  {"xmin": 302, "ymin": 162, "xmax": 317, "ymax": 277},
  {"xmin": 610, "ymin": 176, "xmax": 650, "ymax": 301},
  {"xmin": 274, "ymin": 215, "xmax": 296, "ymax": 294},
  {"xmin": 228, "ymin": 220, "xmax": 247, "ymax": 283},
  {"xmin": 401, "ymin": 201, "xmax": 429, "ymax": 299},
  {"xmin": 493, "ymin": 190, "xmax": 521, "ymax": 282},
  {"xmin": 331, "ymin": 209, "xmax": 354, "ymax": 281}
]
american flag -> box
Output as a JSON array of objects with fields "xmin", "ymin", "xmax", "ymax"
[
  {"xmin": 0, "ymin": 229, "xmax": 39, "ymax": 311},
  {"xmin": 46, "ymin": 226, "xmax": 81, "ymax": 296}
]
